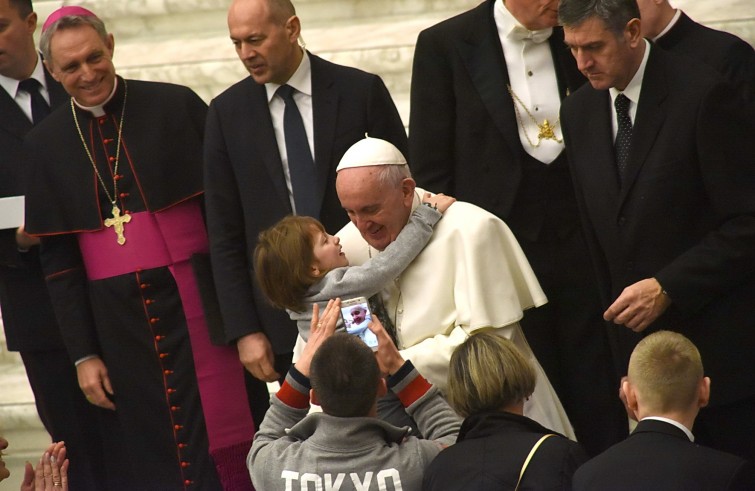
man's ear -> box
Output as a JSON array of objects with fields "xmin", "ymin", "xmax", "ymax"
[
  {"xmin": 698, "ymin": 377, "xmax": 711, "ymax": 408},
  {"xmin": 310, "ymin": 388, "xmax": 319, "ymax": 406},
  {"xmin": 25, "ymin": 11, "xmax": 37, "ymax": 34},
  {"xmin": 622, "ymin": 379, "xmax": 640, "ymax": 421},
  {"xmin": 286, "ymin": 15, "xmax": 302, "ymax": 44},
  {"xmin": 400, "ymin": 177, "xmax": 416, "ymax": 206},
  {"xmin": 626, "ymin": 17, "xmax": 643, "ymax": 47},
  {"xmin": 43, "ymin": 59, "xmax": 60, "ymax": 82},
  {"xmin": 106, "ymin": 33, "xmax": 115, "ymax": 57}
]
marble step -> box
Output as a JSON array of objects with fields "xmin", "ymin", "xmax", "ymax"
[
  {"xmin": 113, "ymin": 14, "xmax": 434, "ymax": 121},
  {"xmin": 0, "ymin": 348, "xmax": 50, "ymax": 491},
  {"xmin": 34, "ymin": 0, "xmax": 477, "ymax": 36}
]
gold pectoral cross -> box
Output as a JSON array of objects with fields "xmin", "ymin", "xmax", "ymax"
[{"xmin": 104, "ymin": 205, "xmax": 131, "ymax": 245}]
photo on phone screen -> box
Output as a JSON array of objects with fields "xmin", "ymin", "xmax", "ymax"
[{"xmin": 340, "ymin": 297, "xmax": 379, "ymax": 351}]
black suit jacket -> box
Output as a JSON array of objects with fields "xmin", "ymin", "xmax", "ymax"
[
  {"xmin": 655, "ymin": 12, "xmax": 755, "ymax": 101},
  {"xmin": 408, "ymin": 0, "xmax": 584, "ymax": 217},
  {"xmin": 0, "ymin": 66, "xmax": 68, "ymax": 351},
  {"xmin": 573, "ymin": 419, "xmax": 755, "ymax": 490},
  {"xmin": 561, "ymin": 46, "xmax": 755, "ymax": 406},
  {"xmin": 204, "ymin": 53, "xmax": 408, "ymax": 352}
]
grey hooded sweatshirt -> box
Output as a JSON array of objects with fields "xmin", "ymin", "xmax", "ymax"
[{"xmin": 248, "ymin": 361, "xmax": 461, "ymax": 490}]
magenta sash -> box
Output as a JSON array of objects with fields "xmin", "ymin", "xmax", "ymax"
[{"xmin": 78, "ymin": 200, "xmax": 254, "ymax": 490}]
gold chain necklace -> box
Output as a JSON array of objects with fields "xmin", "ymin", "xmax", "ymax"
[
  {"xmin": 71, "ymin": 80, "xmax": 131, "ymax": 245},
  {"xmin": 506, "ymin": 84, "xmax": 563, "ymax": 147}
]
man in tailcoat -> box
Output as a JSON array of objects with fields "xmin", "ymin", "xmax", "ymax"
[{"xmin": 408, "ymin": 0, "xmax": 626, "ymax": 454}]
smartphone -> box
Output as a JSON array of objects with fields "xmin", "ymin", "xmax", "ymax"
[{"xmin": 340, "ymin": 296, "xmax": 379, "ymax": 351}]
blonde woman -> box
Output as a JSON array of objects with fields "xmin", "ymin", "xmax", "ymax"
[{"xmin": 423, "ymin": 331, "xmax": 587, "ymax": 490}]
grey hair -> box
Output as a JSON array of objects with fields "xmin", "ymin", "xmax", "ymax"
[
  {"xmin": 40, "ymin": 14, "xmax": 109, "ymax": 63},
  {"xmin": 558, "ymin": 0, "xmax": 640, "ymax": 36},
  {"xmin": 375, "ymin": 163, "xmax": 412, "ymax": 190}
]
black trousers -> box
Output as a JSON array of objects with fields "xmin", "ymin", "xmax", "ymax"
[{"xmin": 518, "ymin": 230, "xmax": 628, "ymax": 456}]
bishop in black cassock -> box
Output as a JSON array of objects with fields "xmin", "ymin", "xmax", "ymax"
[{"xmin": 25, "ymin": 7, "xmax": 255, "ymax": 490}]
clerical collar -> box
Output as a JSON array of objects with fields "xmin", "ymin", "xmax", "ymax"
[
  {"xmin": 265, "ymin": 49, "xmax": 312, "ymax": 103},
  {"xmin": 73, "ymin": 76, "xmax": 119, "ymax": 117},
  {"xmin": 641, "ymin": 416, "xmax": 695, "ymax": 441},
  {"xmin": 0, "ymin": 52, "xmax": 47, "ymax": 100},
  {"xmin": 653, "ymin": 9, "xmax": 682, "ymax": 42},
  {"xmin": 496, "ymin": 0, "xmax": 553, "ymax": 43}
]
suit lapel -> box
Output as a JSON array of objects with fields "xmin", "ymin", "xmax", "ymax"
[
  {"xmin": 456, "ymin": 1, "xmax": 521, "ymax": 155},
  {"xmin": 0, "ymin": 63, "xmax": 70, "ymax": 142},
  {"xmin": 0, "ymin": 84, "xmax": 33, "ymax": 140},
  {"xmin": 578, "ymin": 89, "xmax": 622, "ymax": 212},
  {"xmin": 244, "ymin": 80, "xmax": 291, "ymax": 208},
  {"xmin": 310, "ymin": 54, "xmax": 334, "ymax": 215},
  {"xmin": 618, "ymin": 47, "xmax": 667, "ymax": 206}
]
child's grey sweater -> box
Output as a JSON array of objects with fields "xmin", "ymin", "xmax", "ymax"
[{"xmin": 288, "ymin": 204, "xmax": 442, "ymax": 339}]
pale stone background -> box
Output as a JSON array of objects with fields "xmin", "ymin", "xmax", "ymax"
[{"xmin": 1, "ymin": 0, "xmax": 753, "ymax": 488}]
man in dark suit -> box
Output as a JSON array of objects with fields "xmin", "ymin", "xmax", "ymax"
[
  {"xmin": 0, "ymin": 1, "xmax": 106, "ymax": 488},
  {"xmin": 408, "ymin": 0, "xmax": 626, "ymax": 455},
  {"xmin": 204, "ymin": 0, "xmax": 407, "ymax": 418},
  {"xmin": 560, "ymin": 0, "xmax": 755, "ymax": 461},
  {"xmin": 637, "ymin": 0, "xmax": 754, "ymax": 101},
  {"xmin": 573, "ymin": 331, "xmax": 755, "ymax": 490}
]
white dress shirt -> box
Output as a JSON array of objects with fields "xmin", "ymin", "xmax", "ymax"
[
  {"xmin": 494, "ymin": 0, "xmax": 563, "ymax": 163},
  {"xmin": 609, "ymin": 40, "xmax": 651, "ymax": 139},
  {"xmin": 0, "ymin": 54, "xmax": 50, "ymax": 122},
  {"xmin": 265, "ymin": 50, "xmax": 314, "ymax": 214}
]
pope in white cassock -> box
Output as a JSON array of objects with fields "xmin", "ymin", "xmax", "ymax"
[{"xmin": 311, "ymin": 136, "xmax": 574, "ymax": 438}]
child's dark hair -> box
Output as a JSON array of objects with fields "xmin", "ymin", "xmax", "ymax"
[{"xmin": 254, "ymin": 215, "xmax": 325, "ymax": 312}]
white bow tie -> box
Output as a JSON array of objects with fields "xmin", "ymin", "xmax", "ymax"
[{"xmin": 508, "ymin": 25, "xmax": 552, "ymax": 44}]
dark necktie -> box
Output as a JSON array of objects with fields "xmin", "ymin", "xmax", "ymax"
[
  {"xmin": 18, "ymin": 78, "xmax": 50, "ymax": 125},
  {"xmin": 614, "ymin": 93, "xmax": 632, "ymax": 182},
  {"xmin": 276, "ymin": 84, "xmax": 319, "ymax": 218}
]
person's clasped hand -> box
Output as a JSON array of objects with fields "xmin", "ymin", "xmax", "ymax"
[
  {"xmin": 421, "ymin": 192, "xmax": 456, "ymax": 214},
  {"xmin": 21, "ymin": 442, "xmax": 69, "ymax": 491}
]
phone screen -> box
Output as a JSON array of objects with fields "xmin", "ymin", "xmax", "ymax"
[{"xmin": 340, "ymin": 298, "xmax": 379, "ymax": 351}]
